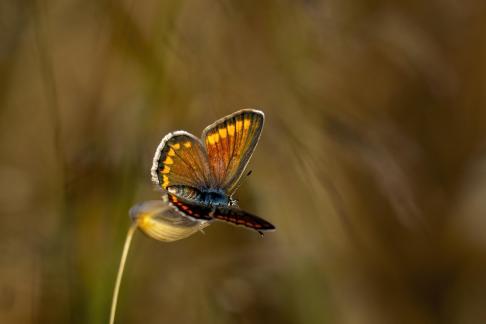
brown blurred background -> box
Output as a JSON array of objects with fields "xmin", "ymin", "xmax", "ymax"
[{"xmin": 2, "ymin": 0, "xmax": 486, "ymax": 323}]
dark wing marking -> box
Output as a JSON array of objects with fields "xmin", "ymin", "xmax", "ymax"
[{"xmin": 166, "ymin": 192, "xmax": 214, "ymax": 221}]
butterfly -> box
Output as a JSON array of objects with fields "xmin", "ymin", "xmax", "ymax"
[{"xmin": 150, "ymin": 109, "xmax": 275, "ymax": 235}]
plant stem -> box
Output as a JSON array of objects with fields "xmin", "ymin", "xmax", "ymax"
[{"xmin": 110, "ymin": 223, "xmax": 137, "ymax": 324}]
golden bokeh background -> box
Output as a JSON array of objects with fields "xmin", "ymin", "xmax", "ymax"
[{"xmin": 2, "ymin": 0, "xmax": 486, "ymax": 323}]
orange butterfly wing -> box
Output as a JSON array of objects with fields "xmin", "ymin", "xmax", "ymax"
[
  {"xmin": 202, "ymin": 109, "xmax": 264, "ymax": 195},
  {"xmin": 151, "ymin": 131, "xmax": 211, "ymax": 191}
]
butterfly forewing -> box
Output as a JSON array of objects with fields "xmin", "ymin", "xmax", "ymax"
[
  {"xmin": 202, "ymin": 109, "xmax": 264, "ymax": 195},
  {"xmin": 152, "ymin": 131, "xmax": 211, "ymax": 190}
]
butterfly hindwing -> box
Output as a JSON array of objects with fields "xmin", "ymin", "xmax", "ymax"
[
  {"xmin": 202, "ymin": 109, "xmax": 264, "ymax": 195},
  {"xmin": 166, "ymin": 192, "xmax": 214, "ymax": 221},
  {"xmin": 151, "ymin": 131, "xmax": 211, "ymax": 191},
  {"xmin": 213, "ymin": 206, "xmax": 276, "ymax": 232},
  {"xmin": 166, "ymin": 193, "xmax": 275, "ymax": 233}
]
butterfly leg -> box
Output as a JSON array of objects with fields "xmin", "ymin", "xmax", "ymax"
[{"xmin": 229, "ymin": 197, "xmax": 239, "ymax": 207}]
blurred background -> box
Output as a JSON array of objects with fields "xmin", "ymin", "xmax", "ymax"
[{"xmin": 2, "ymin": 0, "xmax": 486, "ymax": 323}]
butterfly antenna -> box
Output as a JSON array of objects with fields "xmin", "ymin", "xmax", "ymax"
[{"xmin": 232, "ymin": 170, "xmax": 253, "ymax": 195}]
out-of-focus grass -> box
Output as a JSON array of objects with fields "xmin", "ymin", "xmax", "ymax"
[{"xmin": 2, "ymin": 0, "xmax": 486, "ymax": 323}]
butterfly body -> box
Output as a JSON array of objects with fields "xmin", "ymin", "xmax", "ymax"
[
  {"xmin": 167, "ymin": 185, "xmax": 232, "ymax": 207},
  {"xmin": 151, "ymin": 109, "xmax": 275, "ymax": 234}
]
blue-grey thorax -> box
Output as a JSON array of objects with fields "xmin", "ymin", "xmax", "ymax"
[
  {"xmin": 167, "ymin": 185, "xmax": 231, "ymax": 207},
  {"xmin": 199, "ymin": 190, "xmax": 230, "ymax": 206}
]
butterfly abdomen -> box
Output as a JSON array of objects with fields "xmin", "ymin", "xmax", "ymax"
[{"xmin": 167, "ymin": 185, "xmax": 203, "ymax": 201}]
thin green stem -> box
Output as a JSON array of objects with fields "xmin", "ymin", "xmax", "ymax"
[{"xmin": 110, "ymin": 223, "xmax": 137, "ymax": 324}]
